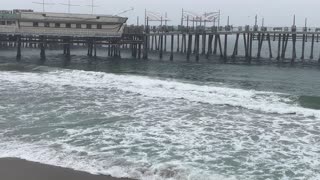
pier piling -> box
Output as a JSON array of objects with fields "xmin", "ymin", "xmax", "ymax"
[
  {"xmin": 206, "ymin": 35, "xmax": 213, "ymax": 59},
  {"xmin": 224, "ymin": 34, "xmax": 228, "ymax": 62},
  {"xmin": 187, "ymin": 34, "xmax": 192, "ymax": 61},
  {"xmin": 16, "ymin": 36, "xmax": 21, "ymax": 61},
  {"xmin": 310, "ymin": 34, "xmax": 315, "ymax": 59},
  {"xmin": 170, "ymin": 34, "xmax": 174, "ymax": 61}
]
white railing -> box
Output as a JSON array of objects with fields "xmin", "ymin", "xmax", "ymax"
[
  {"xmin": 0, "ymin": 26, "xmax": 123, "ymax": 37},
  {"xmin": 0, "ymin": 26, "xmax": 17, "ymax": 34}
]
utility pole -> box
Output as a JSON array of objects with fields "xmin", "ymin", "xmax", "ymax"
[
  {"xmin": 91, "ymin": 0, "xmax": 94, "ymax": 14},
  {"xmin": 60, "ymin": 0, "xmax": 80, "ymax": 13},
  {"xmin": 144, "ymin": 9, "xmax": 147, "ymax": 30},
  {"xmin": 86, "ymin": 0, "xmax": 98, "ymax": 14},
  {"xmin": 255, "ymin": 15, "xmax": 258, "ymax": 26},
  {"xmin": 204, "ymin": 12, "xmax": 207, "ymax": 28},
  {"xmin": 305, "ymin": 18, "xmax": 308, "ymax": 28},
  {"xmin": 227, "ymin": 16, "xmax": 229, "ymax": 26},
  {"xmin": 218, "ymin": 10, "xmax": 221, "ymax": 27},
  {"xmin": 165, "ymin": 12, "xmax": 168, "ymax": 26},
  {"xmin": 32, "ymin": 0, "xmax": 55, "ymax": 12},
  {"xmin": 137, "ymin": 16, "xmax": 139, "ymax": 26},
  {"xmin": 181, "ymin": 8, "xmax": 184, "ymax": 26}
]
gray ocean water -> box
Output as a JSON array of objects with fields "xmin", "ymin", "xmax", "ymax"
[{"xmin": 0, "ymin": 47, "xmax": 320, "ymax": 180}]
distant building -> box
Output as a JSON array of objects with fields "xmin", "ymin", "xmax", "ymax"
[{"xmin": 0, "ymin": 10, "xmax": 128, "ymax": 37}]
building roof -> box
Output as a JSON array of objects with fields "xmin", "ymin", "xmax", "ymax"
[
  {"xmin": 0, "ymin": 13, "xmax": 18, "ymax": 20},
  {"xmin": 0, "ymin": 11, "xmax": 128, "ymax": 24},
  {"xmin": 20, "ymin": 12, "xmax": 127, "ymax": 24}
]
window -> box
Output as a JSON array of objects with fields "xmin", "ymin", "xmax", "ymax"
[
  {"xmin": 33, "ymin": 22, "xmax": 39, "ymax": 27},
  {"xmin": 76, "ymin": 24, "xmax": 81, "ymax": 28},
  {"xmin": 86, "ymin": 24, "xmax": 91, "ymax": 29},
  {"xmin": 55, "ymin": 23, "xmax": 60, "ymax": 28},
  {"xmin": 66, "ymin": 23, "xmax": 71, "ymax": 28},
  {"xmin": 44, "ymin": 22, "xmax": 50, "ymax": 27},
  {"xmin": 7, "ymin": 21, "xmax": 15, "ymax": 25},
  {"xmin": 97, "ymin": 24, "xmax": 102, "ymax": 29}
]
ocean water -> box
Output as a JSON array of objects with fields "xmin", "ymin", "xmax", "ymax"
[{"xmin": 0, "ymin": 49, "xmax": 320, "ymax": 180}]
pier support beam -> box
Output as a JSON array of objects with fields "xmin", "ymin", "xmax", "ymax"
[
  {"xmin": 318, "ymin": 49, "xmax": 320, "ymax": 64},
  {"xmin": 281, "ymin": 34, "xmax": 289, "ymax": 60},
  {"xmin": 267, "ymin": 34, "xmax": 273, "ymax": 59},
  {"xmin": 67, "ymin": 44, "xmax": 71, "ymax": 58},
  {"xmin": 277, "ymin": 34, "xmax": 282, "ymax": 61},
  {"xmin": 310, "ymin": 34, "xmax": 315, "ymax": 59},
  {"xmin": 159, "ymin": 35, "xmax": 163, "ymax": 59},
  {"xmin": 292, "ymin": 33, "xmax": 296, "ymax": 63},
  {"xmin": 164, "ymin": 35, "xmax": 167, "ymax": 52},
  {"xmin": 213, "ymin": 34, "xmax": 218, "ymax": 55},
  {"xmin": 170, "ymin": 34, "xmax": 174, "ymax": 61},
  {"xmin": 176, "ymin": 34, "xmax": 180, "ymax": 52},
  {"xmin": 183, "ymin": 34, "xmax": 187, "ymax": 53},
  {"xmin": 206, "ymin": 35, "xmax": 213, "ymax": 59},
  {"xmin": 243, "ymin": 33, "xmax": 248, "ymax": 58},
  {"xmin": 108, "ymin": 45, "xmax": 111, "ymax": 56},
  {"xmin": 138, "ymin": 43, "xmax": 141, "ymax": 59},
  {"xmin": 155, "ymin": 35, "xmax": 158, "ymax": 50},
  {"xmin": 143, "ymin": 35, "xmax": 149, "ymax": 59},
  {"xmin": 256, "ymin": 33, "xmax": 261, "ymax": 59},
  {"xmin": 16, "ymin": 36, "xmax": 21, "ymax": 61},
  {"xmin": 301, "ymin": 34, "xmax": 305, "ymax": 61},
  {"xmin": 257, "ymin": 33, "xmax": 265, "ymax": 59},
  {"xmin": 249, "ymin": 33, "xmax": 253, "ymax": 63},
  {"xmin": 94, "ymin": 42, "xmax": 97, "ymax": 58},
  {"xmin": 193, "ymin": 34, "xmax": 197, "ymax": 54},
  {"xmin": 180, "ymin": 35, "xmax": 184, "ymax": 53},
  {"xmin": 187, "ymin": 34, "xmax": 192, "ymax": 61},
  {"xmin": 87, "ymin": 42, "xmax": 93, "ymax": 57},
  {"xmin": 196, "ymin": 34, "xmax": 200, "ymax": 62},
  {"xmin": 224, "ymin": 34, "xmax": 228, "ymax": 62},
  {"xmin": 231, "ymin": 33, "xmax": 239, "ymax": 59},
  {"xmin": 150, "ymin": 35, "xmax": 154, "ymax": 51},
  {"xmin": 217, "ymin": 35, "xmax": 223, "ymax": 59},
  {"xmin": 40, "ymin": 36, "xmax": 46, "ymax": 62},
  {"xmin": 202, "ymin": 34, "xmax": 206, "ymax": 55}
]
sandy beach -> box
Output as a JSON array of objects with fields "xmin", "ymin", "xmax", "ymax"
[{"xmin": 0, "ymin": 158, "xmax": 135, "ymax": 180}]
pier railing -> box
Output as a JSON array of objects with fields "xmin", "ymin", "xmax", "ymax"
[
  {"xmin": 0, "ymin": 25, "xmax": 123, "ymax": 37},
  {"xmin": 125, "ymin": 25, "xmax": 320, "ymax": 34}
]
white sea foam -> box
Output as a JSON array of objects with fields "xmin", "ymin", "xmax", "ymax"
[
  {"xmin": 0, "ymin": 141, "xmax": 236, "ymax": 180},
  {"xmin": 0, "ymin": 69, "xmax": 320, "ymax": 180},
  {"xmin": 0, "ymin": 70, "xmax": 318, "ymax": 118}
]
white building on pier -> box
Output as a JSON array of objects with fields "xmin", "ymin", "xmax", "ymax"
[{"xmin": 0, "ymin": 10, "xmax": 128, "ymax": 37}]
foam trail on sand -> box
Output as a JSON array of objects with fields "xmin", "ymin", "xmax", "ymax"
[{"xmin": 0, "ymin": 141, "xmax": 236, "ymax": 180}]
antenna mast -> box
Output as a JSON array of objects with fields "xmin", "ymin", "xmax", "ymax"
[{"xmin": 60, "ymin": 0, "xmax": 80, "ymax": 13}]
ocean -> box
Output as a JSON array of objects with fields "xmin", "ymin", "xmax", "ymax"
[{"xmin": 0, "ymin": 48, "xmax": 320, "ymax": 180}]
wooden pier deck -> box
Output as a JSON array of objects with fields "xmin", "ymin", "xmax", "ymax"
[{"xmin": 1, "ymin": 24, "xmax": 320, "ymax": 65}]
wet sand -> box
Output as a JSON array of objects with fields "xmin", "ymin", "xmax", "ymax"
[{"xmin": 0, "ymin": 158, "xmax": 135, "ymax": 180}]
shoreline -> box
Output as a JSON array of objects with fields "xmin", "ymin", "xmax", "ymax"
[{"xmin": 0, "ymin": 158, "xmax": 135, "ymax": 180}]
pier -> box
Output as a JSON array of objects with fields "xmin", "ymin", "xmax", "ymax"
[
  {"xmin": 1, "ymin": 10, "xmax": 320, "ymax": 65},
  {"xmin": 135, "ymin": 26, "xmax": 320, "ymax": 64}
]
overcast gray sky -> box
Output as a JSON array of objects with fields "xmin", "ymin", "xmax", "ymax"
[{"xmin": 2, "ymin": 0, "xmax": 320, "ymax": 27}]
